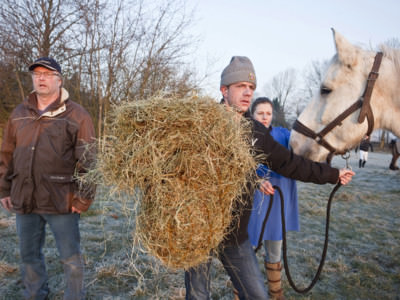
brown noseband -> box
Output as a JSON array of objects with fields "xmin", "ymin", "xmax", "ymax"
[{"xmin": 292, "ymin": 52, "xmax": 383, "ymax": 164}]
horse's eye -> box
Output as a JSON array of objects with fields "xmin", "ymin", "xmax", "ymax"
[{"xmin": 320, "ymin": 86, "xmax": 332, "ymax": 95}]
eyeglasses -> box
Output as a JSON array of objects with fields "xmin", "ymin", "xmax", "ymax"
[{"xmin": 30, "ymin": 71, "xmax": 60, "ymax": 78}]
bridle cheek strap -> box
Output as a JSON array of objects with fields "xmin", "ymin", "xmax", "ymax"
[{"xmin": 358, "ymin": 52, "xmax": 383, "ymax": 136}]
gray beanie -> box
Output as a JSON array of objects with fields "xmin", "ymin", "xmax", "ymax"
[{"xmin": 220, "ymin": 56, "xmax": 257, "ymax": 87}]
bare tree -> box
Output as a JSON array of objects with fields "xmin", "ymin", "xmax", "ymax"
[
  {"xmin": 302, "ymin": 60, "xmax": 329, "ymax": 99},
  {"xmin": 289, "ymin": 59, "xmax": 330, "ymax": 121},
  {"xmin": 0, "ymin": 0, "xmax": 200, "ymax": 139},
  {"xmin": 262, "ymin": 68, "xmax": 298, "ymax": 128},
  {"xmin": 69, "ymin": 0, "xmax": 199, "ymax": 138},
  {"xmin": 0, "ymin": 0, "xmax": 86, "ymax": 89},
  {"xmin": 0, "ymin": 0, "xmax": 92, "ymax": 130}
]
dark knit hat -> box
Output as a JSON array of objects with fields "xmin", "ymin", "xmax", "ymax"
[
  {"xmin": 29, "ymin": 57, "xmax": 62, "ymax": 74},
  {"xmin": 220, "ymin": 56, "xmax": 256, "ymax": 87}
]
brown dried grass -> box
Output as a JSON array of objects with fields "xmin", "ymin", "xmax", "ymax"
[
  {"xmin": 0, "ymin": 261, "xmax": 17, "ymax": 277},
  {"xmin": 88, "ymin": 95, "xmax": 256, "ymax": 269}
]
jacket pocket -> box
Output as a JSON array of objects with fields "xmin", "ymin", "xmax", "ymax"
[
  {"xmin": 42, "ymin": 174, "xmax": 74, "ymax": 213},
  {"xmin": 10, "ymin": 173, "xmax": 34, "ymax": 213},
  {"xmin": 7, "ymin": 173, "xmax": 18, "ymax": 181}
]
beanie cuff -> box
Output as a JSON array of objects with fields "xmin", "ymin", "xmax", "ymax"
[{"xmin": 220, "ymin": 70, "xmax": 257, "ymax": 87}]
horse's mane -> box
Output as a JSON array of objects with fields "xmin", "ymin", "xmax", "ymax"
[{"xmin": 379, "ymin": 44, "xmax": 400, "ymax": 76}]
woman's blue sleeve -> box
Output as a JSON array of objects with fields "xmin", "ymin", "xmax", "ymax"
[{"xmin": 256, "ymin": 164, "xmax": 270, "ymax": 178}]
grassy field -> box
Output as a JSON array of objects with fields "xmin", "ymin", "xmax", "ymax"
[{"xmin": 0, "ymin": 151, "xmax": 399, "ymax": 299}]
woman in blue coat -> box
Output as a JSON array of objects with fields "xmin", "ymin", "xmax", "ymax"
[{"xmin": 247, "ymin": 97, "xmax": 298, "ymax": 300}]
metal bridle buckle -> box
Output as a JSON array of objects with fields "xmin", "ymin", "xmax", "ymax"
[{"xmin": 341, "ymin": 151, "xmax": 351, "ymax": 170}]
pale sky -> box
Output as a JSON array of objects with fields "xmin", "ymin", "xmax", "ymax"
[{"xmin": 188, "ymin": 0, "xmax": 400, "ymax": 98}]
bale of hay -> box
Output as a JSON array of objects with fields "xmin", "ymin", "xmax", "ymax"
[{"xmin": 93, "ymin": 95, "xmax": 256, "ymax": 269}]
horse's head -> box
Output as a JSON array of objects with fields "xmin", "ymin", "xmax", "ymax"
[{"xmin": 290, "ymin": 29, "xmax": 383, "ymax": 162}]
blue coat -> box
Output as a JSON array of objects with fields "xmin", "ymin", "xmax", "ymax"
[{"xmin": 248, "ymin": 126, "xmax": 299, "ymax": 244}]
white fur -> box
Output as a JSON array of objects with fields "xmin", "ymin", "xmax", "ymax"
[{"xmin": 290, "ymin": 29, "xmax": 400, "ymax": 162}]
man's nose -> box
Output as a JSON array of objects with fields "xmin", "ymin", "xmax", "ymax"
[{"xmin": 244, "ymin": 87, "xmax": 252, "ymax": 94}]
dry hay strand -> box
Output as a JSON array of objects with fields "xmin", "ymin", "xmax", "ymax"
[
  {"xmin": 0, "ymin": 217, "xmax": 14, "ymax": 228},
  {"xmin": 92, "ymin": 95, "xmax": 256, "ymax": 269},
  {"xmin": 0, "ymin": 261, "xmax": 17, "ymax": 277}
]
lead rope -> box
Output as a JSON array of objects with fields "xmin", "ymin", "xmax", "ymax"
[
  {"xmin": 280, "ymin": 182, "xmax": 342, "ymax": 293},
  {"xmin": 254, "ymin": 183, "xmax": 341, "ymax": 293},
  {"xmin": 255, "ymin": 152, "xmax": 350, "ymax": 293}
]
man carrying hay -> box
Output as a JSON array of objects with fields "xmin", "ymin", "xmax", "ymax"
[
  {"xmin": 0, "ymin": 57, "xmax": 96, "ymax": 300},
  {"xmin": 184, "ymin": 56, "xmax": 355, "ymax": 299}
]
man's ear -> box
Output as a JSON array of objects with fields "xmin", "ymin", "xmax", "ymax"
[{"xmin": 220, "ymin": 85, "xmax": 228, "ymax": 100}]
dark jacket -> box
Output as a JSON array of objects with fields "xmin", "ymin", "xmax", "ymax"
[
  {"xmin": 0, "ymin": 88, "xmax": 96, "ymax": 214},
  {"xmin": 223, "ymin": 112, "xmax": 339, "ymax": 245},
  {"xmin": 359, "ymin": 138, "xmax": 373, "ymax": 152}
]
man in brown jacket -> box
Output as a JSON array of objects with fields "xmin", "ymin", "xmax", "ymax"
[{"xmin": 0, "ymin": 57, "xmax": 96, "ymax": 300}]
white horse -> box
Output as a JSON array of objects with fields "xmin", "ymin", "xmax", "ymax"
[{"xmin": 290, "ymin": 29, "xmax": 400, "ymax": 162}]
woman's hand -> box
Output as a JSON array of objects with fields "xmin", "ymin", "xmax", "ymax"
[{"xmin": 260, "ymin": 180, "xmax": 275, "ymax": 195}]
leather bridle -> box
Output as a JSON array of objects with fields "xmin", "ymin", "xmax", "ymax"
[{"xmin": 292, "ymin": 52, "xmax": 383, "ymax": 164}]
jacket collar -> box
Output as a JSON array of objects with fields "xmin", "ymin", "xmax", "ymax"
[
  {"xmin": 27, "ymin": 88, "xmax": 69, "ymax": 118},
  {"xmin": 243, "ymin": 110, "xmax": 251, "ymax": 119}
]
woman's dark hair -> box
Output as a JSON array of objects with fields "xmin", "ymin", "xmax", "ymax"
[{"xmin": 250, "ymin": 97, "xmax": 273, "ymax": 115}]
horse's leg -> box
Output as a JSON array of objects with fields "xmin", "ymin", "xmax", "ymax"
[
  {"xmin": 389, "ymin": 145, "xmax": 400, "ymax": 170},
  {"xmin": 393, "ymin": 152, "xmax": 400, "ymax": 167}
]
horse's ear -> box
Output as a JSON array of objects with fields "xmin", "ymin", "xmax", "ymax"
[{"xmin": 331, "ymin": 28, "xmax": 356, "ymax": 66}]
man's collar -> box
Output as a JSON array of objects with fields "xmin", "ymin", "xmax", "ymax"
[
  {"xmin": 27, "ymin": 88, "xmax": 69, "ymax": 115},
  {"xmin": 243, "ymin": 110, "xmax": 251, "ymax": 119}
]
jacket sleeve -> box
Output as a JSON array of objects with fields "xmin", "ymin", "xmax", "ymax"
[
  {"xmin": 252, "ymin": 121, "xmax": 339, "ymax": 184},
  {"xmin": 72, "ymin": 111, "xmax": 97, "ymax": 212},
  {"xmin": 0, "ymin": 117, "xmax": 15, "ymax": 199}
]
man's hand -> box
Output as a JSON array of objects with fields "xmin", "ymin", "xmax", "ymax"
[
  {"xmin": 338, "ymin": 169, "xmax": 355, "ymax": 185},
  {"xmin": 0, "ymin": 196, "xmax": 12, "ymax": 212},
  {"xmin": 71, "ymin": 206, "xmax": 82, "ymax": 214},
  {"xmin": 259, "ymin": 180, "xmax": 275, "ymax": 195}
]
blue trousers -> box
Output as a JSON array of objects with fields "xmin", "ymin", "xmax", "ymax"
[
  {"xmin": 185, "ymin": 239, "xmax": 268, "ymax": 299},
  {"xmin": 16, "ymin": 213, "xmax": 85, "ymax": 300}
]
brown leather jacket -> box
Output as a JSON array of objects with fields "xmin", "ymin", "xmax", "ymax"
[{"xmin": 0, "ymin": 88, "xmax": 96, "ymax": 214}]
